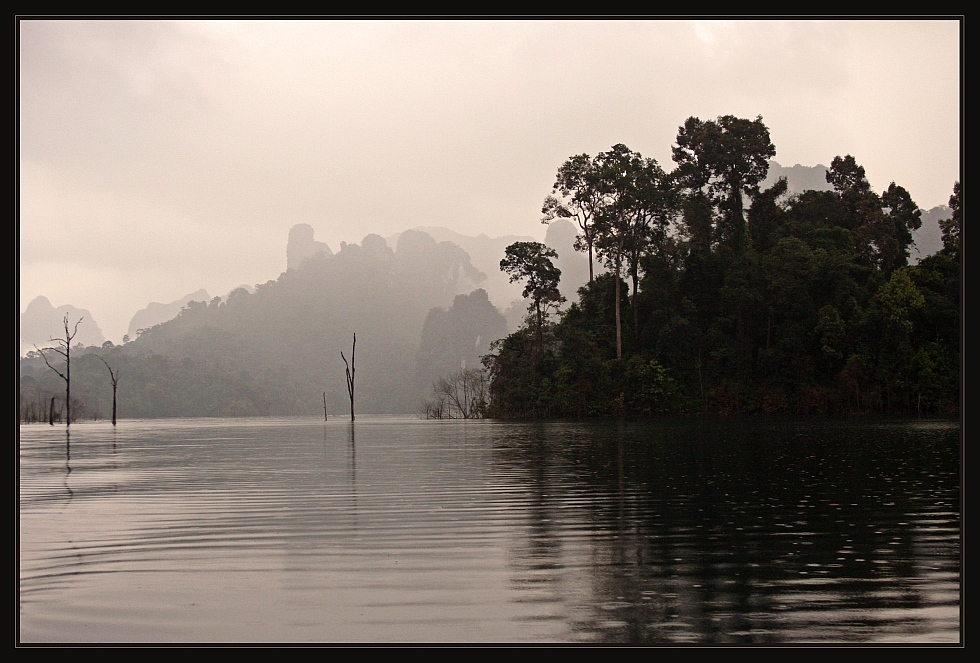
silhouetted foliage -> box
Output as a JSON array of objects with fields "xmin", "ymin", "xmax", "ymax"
[
  {"xmin": 484, "ymin": 130, "xmax": 959, "ymax": 418},
  {"xmin": 500, "ymin": 241, "xmax": 564, "ymax": 350},
  {"xmin": 19, "ymin": 120, "xmax": 959, "ymax": 421}
]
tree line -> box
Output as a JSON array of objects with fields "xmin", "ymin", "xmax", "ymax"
[
  {"xmin": 484, "ymin": 115, "xmax": 960, "ymax": 418},
  {"xmin": 19, "ymin": 116, "xmax": 959, "ymax": 422}
]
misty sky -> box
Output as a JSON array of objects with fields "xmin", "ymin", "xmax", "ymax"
[{"xmin": 19, "ymin": 19, "xmax": 961, "ymax": 343}]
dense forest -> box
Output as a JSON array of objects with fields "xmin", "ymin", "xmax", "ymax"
[
  {"xmin": 20, "ymin": 114, "xmax": 960, "ymax": 421},
  {"xmin": 484, "ymin": 116, "xmax": 960, "ymax": 418}
]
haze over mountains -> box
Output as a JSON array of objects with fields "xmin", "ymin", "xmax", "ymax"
[
  {"xmin": 20, "ymin": 177, "xmax": 956, "ymax": 419},
  {"xmin": 19, "ymin": 296, "xmax": 105, "ymax": 357},
  {"xmin": 21, "ymin": 225, "xmax": 542, "ymax": 416},
  {"xmin": 126, "ymin": 289, "xmax": 210, "ymax": 341},
  {"xmin": 20, "ymin": 160, "xmax": 950, "ymax": 364}
]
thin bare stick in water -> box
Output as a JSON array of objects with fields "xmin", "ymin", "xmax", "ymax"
[{"xmin": 341, "ymin": 333, "xmax": 356, "ymax": 421}]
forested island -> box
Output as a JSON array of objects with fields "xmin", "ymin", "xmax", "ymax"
[
  {"xmin": 486, "ymin": 117, "xmax": 960, "ymax": 418},
  {"xmin": 20, "ymin": 115, "xmax": 960, "ymax": 421}
]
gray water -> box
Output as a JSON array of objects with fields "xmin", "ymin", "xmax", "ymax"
[{"xmin": 19, "ymin": 416, "xmax": 960, "ymax": 644}]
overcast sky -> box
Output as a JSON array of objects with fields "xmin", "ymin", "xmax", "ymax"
[{"xmin": 19, "ymin": 19, "xmax": 961, "ymax": 343}]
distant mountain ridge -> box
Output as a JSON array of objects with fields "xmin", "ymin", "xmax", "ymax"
[
  {"xmin": 20, "ymin": 296, "xmax": 105, "ymax": 356},
  {"xmin": 25, "ymin": 161, "xmax": 950, "ymax": 358},
  {"xmin": 910, "ymin": 205, "xmax": 949, "ymax": 262},
  {"xmin": 287, "ymin": 223, "xmax": 333, "ymax": 271},
  {"xmin": 387, "ymin": 220, "xmax": 595, "ymax": 330},
  {"xmin": 23, "ymin": 227, "xmax": 511, "ymax": 416},
  {"xmin": 386, "ymin": 226, "xmax": 535, "ymax": 314},
  {"xmin": 763, "ymin": 161, "xmax": 833, "ymax": 195},
  {"xmin": 127, "ymin": 289, "xmax": 211, "ymax": 340}
]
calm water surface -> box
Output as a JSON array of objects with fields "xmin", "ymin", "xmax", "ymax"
[{"xmin": 19, "ymin": 416, "xmax": 960, "ymax": 644}]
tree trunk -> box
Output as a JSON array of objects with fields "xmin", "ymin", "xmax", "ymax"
[
  {"xmin": 37, "ymin": 316, "xmax": 81, "ymax": 427},
  {"xmin": 696, "ymin": 352, "xmax": 706, "ymax": 414},
  {"xmin": 98, "ymin": 356, "xmax": 119, "ymax": 426},
  {"xmin": 536, "ymin": 300, "xmax": 543, "ymax": 351},
  {"xmin": 631, "ymin": 263, "xmax": 640, "ymax": 347},
  {"xmin": 615, "ymin": 253, "xmax": 623, "ymax": 360},
  {"xmin": 342, "ymin": 333, "xmax": 356, "ymax": 421}
]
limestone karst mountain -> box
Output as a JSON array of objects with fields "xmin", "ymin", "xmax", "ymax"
[
  {"xmin": 911, "ymin": 205, "xmax": 950, "ymax": 262},
  {"xmin": 21, "ymin": 228, "xmax": 509, "ymax": 417},
  {"xmin": 127, "ymin": 289, "xmax": 211, "ymax": 341},
  {"xmin": 387, "ymin": 227, "xmax": 532, "ymax": 314},
  {"xmin": 544, "ymin": 217, "xmax": 596, "ymax": 301},
  {"xmin": 762, "ymin": 161, "xmax": 834, "ymax": 195},
  {"xmin": 387, "ymin": 221, "xmax": 594, "ymax": 331},
  {"xmin": 287, "ymin": 223, "xmax": 333, "ymax": 271},
  {"xmin": 415, "ymin": 288, "xmax": 507, "ymax": 397},
  {"xmin": 20, "ymin": 296, "xmax": 105, "ymax": 356}
]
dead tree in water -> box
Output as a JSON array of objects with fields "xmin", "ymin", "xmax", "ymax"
[
  {"xmin": 323, "ymin": 392, "xmax": 328, "ymax": 421},
  {"xmin": 35, "ymin": 315, "xmax": 82, "ymax": 427},
  {"xmin": 97, "ymin": 356, "xmax": 120, "ymax": 425},
  {"xmin": 422, "ymin": 368, "xmax": 490, "ymax": 419},
  {"xmin": 341, "ymin": 333, "xmax": 356, "ymax": 421}
]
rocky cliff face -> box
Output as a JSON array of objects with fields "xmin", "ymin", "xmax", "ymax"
[
  {"xmin": 762, "ymin": 161, "xmax": 834, "ymax": 195},
  {"xmin": 286, "ymin": 223, "xmax": 333, "ymax": 271},
  {"xmin": 20, "ymin": 296, "xmax": 105, "ymax": 356}
]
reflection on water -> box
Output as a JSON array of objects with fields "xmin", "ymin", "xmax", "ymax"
[{"xmin": 19, "ymin": 417, "xmax": 960, "ymax": 643}]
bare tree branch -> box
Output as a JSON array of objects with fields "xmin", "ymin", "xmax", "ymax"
[
  {"xmin": 97, "ymin": 355, "xmax": 120, "ymax": 425},
  {"xmin": 422, "ymin": 368, "xmax": 490, "ymax": 419},
  {"xmin": 341, "ymin": 333, "xmax": 356, "ymax": 421},
  {"xmin": 35, "ymin": 315, "xmax": 83, "ymax": 426}
]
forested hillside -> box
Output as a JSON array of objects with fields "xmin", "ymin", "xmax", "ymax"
[{"xmin": 20, "ymin": 230, "xmax": 505, "ymax": 419}]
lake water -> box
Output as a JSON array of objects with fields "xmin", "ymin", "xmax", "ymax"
[{"xmin": 19, "ymin": 416, "xmax": 960, "ymax": 644}]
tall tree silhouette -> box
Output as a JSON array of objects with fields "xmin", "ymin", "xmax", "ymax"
[
  {"xmin": 673, "ymin": 115, "xmax": 775, "ymax": 252},
  {"xmin": 542, "ymin": 153, "xmax": 604, "ymax": 282},
  {"xmin": 592, "ymin": 144, "xmax": 678, "ymax": 356},
  {"xmin": 500, "ymin": 242, "xmax": 563, "ymax": 349}
]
